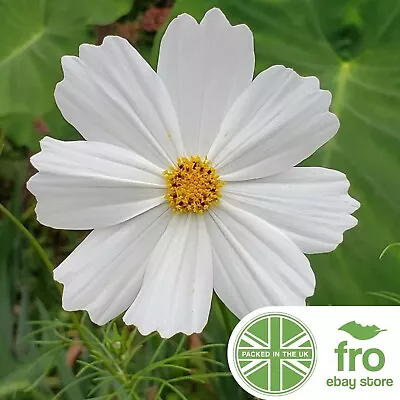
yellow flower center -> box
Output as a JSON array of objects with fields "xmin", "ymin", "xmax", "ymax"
[{"xmin": 163, "ymin": 156, "xmax": 224, "ymax": 213}]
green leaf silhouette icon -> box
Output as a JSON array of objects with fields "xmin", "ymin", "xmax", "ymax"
[{"xmin": 339, "ymin": 321, "xmax": 387, "ymax": 340}]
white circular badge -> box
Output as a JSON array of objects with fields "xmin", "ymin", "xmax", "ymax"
[{"xmin": 227, "ymin": 309, "xmax": 317, "ymax": 398}]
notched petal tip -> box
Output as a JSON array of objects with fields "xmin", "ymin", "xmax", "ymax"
[
  {"xmin": 53, "ymin": 266, "xmax": 63, "ymax": 283},
  {"xmin": 304, "ymin": 290, "xmax": 315, "ymax": 304},
  {"xmin": 351, "ymin": 197, "xmax": 361, "ymax": 212},
  {"xmin": 171, "ymin": 7, "xmax": 251, "ymax": 36},
  {"xmin": 33, "ymin": 204, "xmax": 58, "ymax": 230},
  {"xmin": 344, "ymin": 190, "xmax": 361, "ymax": 214},
  {"xmin": 85, "ymin": 307, "xmax": 115, "ymax": 326},
  {"xmin": 77, "ymin": 35, "xmax": 129, "ymax": 57},
  {"xmin": 159, "ymin": 13, "xmax": 198, "ymax": 53},
  {"xmin": 320, "ymin": 216, "xmax": 358, "ymax": 254},
  {"xmin": 26, "ymin": 173, "xmax": 38, "ymax": 193},
  {"xmin": 232, "ymin": 21, "xmax": 254, "ymax": 36},
  {"xmin": 28, "ymin": 154, "xmax": 39, "ymax": 171},
  {"xmin": 55, "ymin": 57, "xmax": 79, "ymax": 100},
  {"xmin": 58, "ymin": 279, "xmax": 111, "ymax": 326},
  {"xmin": 201, "ymin": 7, "xmax": 230, "ymax": 24},
  {"xmin": 349, "ymin": 214, "xmax": 359, "ymax": 229},
  {"xmin": 39, "ymin": 135, "xmax": 57, "ymax": 148},
  {"xmin": 175, "ymin": 12, "xmax": 198, "ymax": 23},
  {"xmin": 100, "ymin": 35, "xmax": 131, "ymax": 48},
  {"xmin": 326, "ymin": 111, "xmax": 340, "ymax": 133},
  {"xmin": 302, "ymin": 260, "xmax": 316, "ymax": 298},
  {"xmin": 28, "ymin": 137, "xmax": 60, "ymax": 170},
  {"xmin": 201, "ymin": 7, "xmax": 253, "ymax": 34},
  {"xmin": 58, "ymin": 281, "xmax": 83, "ymax": 313},
  {"xmin": 61, "ymin": 295, "xmax": 81, "ymax": 314},
  {"xmin": 336, "ymin": 171, "xmax": 360, "ymax": 214},
  {"xmin": 122, "ymin": 302, "xmax": 209, "ymax": 338},
  {"xmin": 320, "ymin": 89, "xmax": 333, "ymax": 106},
  {"xmin": 54, "ymin": 80, "xmax": 65, "ymax": 101},
  {"xmin": 58, "ymin": 55, "xmax": 82, "ymax": 80},
  {"xmin": 122, "ymin": 314, "xmax": 159, "ymax": 338},
  {"xmin": 60, "ymin": 54, "xmax": 78, "ymax": 67},
  {"xmin": 122, "ymin": 313, "xmax": 204, "ymax": 339}
]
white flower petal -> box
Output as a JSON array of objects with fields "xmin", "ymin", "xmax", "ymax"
[
  {"xmin": 157, "ymin": 8, "xmax": 254, "ymax": 156},
  {"xmin": 209, "ymin": 65, "xmax": 339, "ymax": 180},
  {"xmin": 54, "ymin": 204, "xmax": 171, "ymax": 325},
  {"xmin": 27, "ymin": 137, "xmax": 166, "ymax": 230},
  {"xmin": 205, "ymin": 201, "xmax": 315, "ymax": 318},
  {"xmin": 123, "ymin": 213, "xmax": 213, "ymax": 338},
  {"xmin": 223, "ymin": 168, "xmax": 359, "ymax": 254},
  {"xmin": 55, "ymin": 36, "xmax": 184, "ymax": 168}
]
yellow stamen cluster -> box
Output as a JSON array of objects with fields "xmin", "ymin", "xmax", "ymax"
[{"xmin": 163, "ymin": 156, "xmax": 224, "ymax": 213}]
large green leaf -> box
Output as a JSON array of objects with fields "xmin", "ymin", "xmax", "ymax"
[
  {"xmin": 0, "ymin": 0, "xmax": 132, "ymax": 147},
  {"xmin": 156, "ymin": 0, "xmax": 400, "ymax": 305},
  {"xmin": 85, "ymin": 0, "xmax": 133, "ymax": 25},
  {"xmin": 0, "ymin": 109, "xmax": 80, "ymax": 150},
  {"xmin": 0, "ymin": 0, "xmax": 87, "ymax": 117}
]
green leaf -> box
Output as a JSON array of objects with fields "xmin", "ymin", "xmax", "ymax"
[
  {"xmin": 0, "ymin": 0, "xmax": 132, "ymax": 148},
  {"xmin": 0, "ymin": 108, "xmax": 80, "ymax": 149},
  {"xmin": 0, "ymin": 113, "xmax": 40, "ymax": 149},
  {"xmin": 380, "ymin": 243, "xmax": 400, "ymax": 260},
  {"xmin": 369, "ymin": 291, "xmax": 400, "ymax": 305},
  {"xmin": 37, "ymin": 301, "xmax": 85, "ymax": 400},
  {"xmin": 0, "ymin": 379, "xmax": 30, "ymax": 397},
  {"xmin": 339, "ymin": 321, "xmax": 386, "ymax": 340},
  {"xmin": 0, "ymin": 0, "xmax": 88, "ymax": 117},
  {"xmin": 159, "ymin": 0, "xmax": 400, "ymax": 305},
  {"xmin": 0, "ymin": 181, "xmax": 24, "ymax": 378},
  {"xmin": 85, "ymin": 0, "xmax": 133, "ymax": 25}
]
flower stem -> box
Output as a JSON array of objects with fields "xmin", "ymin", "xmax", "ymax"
[
  {"xmin": 0, "ymin": 202, "xmax": 131, "ymax": 387},
  {"xmin": 0, "ymin": 202, "xmax": 53, "ymax": 277},
  {"xmin": 0, "ymin": 129, "xmax": 5, "ymax": 155}
]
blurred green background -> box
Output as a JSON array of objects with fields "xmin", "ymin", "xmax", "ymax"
[{"xmin": 0, "ymin": 0, "xmax": 399, "ymax": 398}]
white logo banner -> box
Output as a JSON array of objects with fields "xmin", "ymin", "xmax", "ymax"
[{"xmin": 227, "ymin": 306, "xmax": 400, "ymax": 399}]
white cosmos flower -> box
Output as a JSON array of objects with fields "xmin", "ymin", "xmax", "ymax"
[{"xmin": 27, "ymin": 8, "xmax": 359, "ymax": 338}]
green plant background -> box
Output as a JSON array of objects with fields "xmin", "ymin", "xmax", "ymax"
[{"xmin": 0, "ymin": 0, "xmax": 399, "ymax": 398}]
